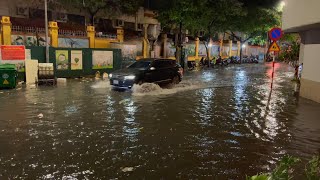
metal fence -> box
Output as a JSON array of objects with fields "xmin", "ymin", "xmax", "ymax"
[
  {"xmin": 12, "ymin": 25, "xmax": 119, "ymax": 41},
  {"xmin": 58, "ymin": 29, "xmax": 87, "ymax": 37},
  {"xmin": 95, "ymin": 32, "xmax": 117, "ymax": 39},
  {"xmin": 12, "ymin": 26, "xmax": 46, "ymax": 34}
]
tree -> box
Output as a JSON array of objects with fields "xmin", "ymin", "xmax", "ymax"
[
  {"xmin": 65, "ymin": 0, "xmax": 143, "ymax": 25},
  {"xmin": 157, "ymin": 0, "xmax": 281, "ymax": 62},
  {"xmin": 188, "ymin": 0, "xmax": 244, "ymax": 60},
  {"xmin": 156, "ymin": 0, "xmax": 200, "ymax": 65},
  {"xmin": 23, "ymin": 0, "xmax": 143, "ymax": 25}
]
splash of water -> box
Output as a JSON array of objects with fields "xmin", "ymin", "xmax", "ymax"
[
  {"xmin": 91, "ymin": 80, "xmax": 111, "ymax": 89},
  {"xmin": 132, "ymin": 81, "xmax": 205, "ymax": 96}
]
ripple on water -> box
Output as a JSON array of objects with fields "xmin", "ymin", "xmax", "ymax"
[{"xmin": 0, "ymin": 64, "xmax": 320, "ymax": 179}]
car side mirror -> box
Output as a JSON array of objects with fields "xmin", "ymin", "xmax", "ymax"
[{"xmin": 150, "ymin": 67, "xmax": 156, "ymax": 71}]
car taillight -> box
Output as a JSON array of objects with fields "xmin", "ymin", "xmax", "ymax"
[{"xmin": 178, "ymin": 67, "xmax": 184, "ymax": 77}]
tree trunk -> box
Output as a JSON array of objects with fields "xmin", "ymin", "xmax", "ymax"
[
  {"xmin": 203, "ymin": 41, "xmax": 210, "ymax": 67},
  {"xmin": 89, "ymin": 14, "xmax": 95, "ymax": 26},
  {"xmin": 240, "ymin": 44, "xmax": 243, "ymax": 64},
  {"xmin": 178, "ymin": 22, "xmax": 184, "ymax": 68}
]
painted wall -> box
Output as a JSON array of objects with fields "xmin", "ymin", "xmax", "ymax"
[
  {"xmin": 166, "ymin": 43, "xmax": 176, "ymax": 57},
  {"xmin": 111, "ymin": 43, "xmax": 137, "ymax": 61},
  {"xmin": 282, "ymin": 0, "xmax": 320, "ymax": 31},
  {"xmin": 210, "ymin": 45, "xmax": 220, "ymax": 57},
  {"xmin": 58, "ymin": 38, "xmax": 89, "ymax": 48},
  {"xmin": 185, "ymin": 44, "xmax": 196, "ymax": 56},
  {"xmin": 12, "ymin": 34, "xmax": 50, "ymax": 46},
  {"xmin": 246, "ymin": 46, "xmax": 265, "ymax": 57}
]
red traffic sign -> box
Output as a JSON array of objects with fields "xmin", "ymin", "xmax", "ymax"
[
  {"xmin": 269, "ymin": 28, "xmax": 283, "ymax": 41},
  {"xmin": 269, "ymin": 42, "xmax": 281, "ymax": 52}
]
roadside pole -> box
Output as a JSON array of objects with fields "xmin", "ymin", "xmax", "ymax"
[
  {"xmin": 271, "ymin": 53, "xmax": 276, "ymax": 89},
  {"xmin": 268, "ymin": 27, "xmax": 283, "ymax": 89},
  {"xmin": 45, "ymin": 0, "xmax": 49, "ymax": 63}
]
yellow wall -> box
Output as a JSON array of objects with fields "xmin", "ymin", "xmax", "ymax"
[
  {"xmin": 49, "ymin": 21, "xmax": 59, "ymax": 47},
  {"xmin": 1, "ymin": 16, "xmax": 12, "ymax": 45},
  {"xmin": 94, "ymin": 38, "xmax": 118, "ymax": 48}
]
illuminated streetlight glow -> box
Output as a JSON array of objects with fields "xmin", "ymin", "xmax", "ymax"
[{"xmin": 278, "ymin": 1, "xmax": 286, "ymax": 11}]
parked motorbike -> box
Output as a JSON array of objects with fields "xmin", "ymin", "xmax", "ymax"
[
  {"xmin": 230, "ymin": 56, "xmax": 241, "ymax": 64},
  {"xmin": 215, "ymin": 57, "xmax": 229, "ymax": 66},
  {"xmin": 249, "ymin": 55, "xmax": 259, "ymax": 63}
]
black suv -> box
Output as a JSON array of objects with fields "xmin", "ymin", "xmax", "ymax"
[{"xmin": 110, "ymin": 58, "xmax": 183, "ymax": 89}]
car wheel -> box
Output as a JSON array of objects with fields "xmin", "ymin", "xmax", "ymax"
[{"xmin": 172, "ymin": 75, "xmax": 180, "ymax": 85}]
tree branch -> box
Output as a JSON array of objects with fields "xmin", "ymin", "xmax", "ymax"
[{"xmin": 230, "ymin": 31, "xmax": 241, "ymax": 41}]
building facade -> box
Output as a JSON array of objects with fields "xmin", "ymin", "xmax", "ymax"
[{"xmin": 282, "ymin": 0, "xmax": 320, "ymax": 103}]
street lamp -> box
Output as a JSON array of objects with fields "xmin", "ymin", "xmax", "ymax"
[
  {"xmin": 45, "ymin": 0, "xmax": 49, "ymax": 63},
  {"xmin": 278, "ymin": 1, "xmax": 286, "ymax": 12}
]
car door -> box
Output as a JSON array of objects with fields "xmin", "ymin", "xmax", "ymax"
[
  {"xmin": 157, "ymin": 60, "xmax": 174, "ymax": 82},
  {"xmin": 144, "ymin": 60, "xmax": 160, "ymax": 83},
  {"xmin": 149, "ymin": 60, "xmax": 170, "ymax": 83}
]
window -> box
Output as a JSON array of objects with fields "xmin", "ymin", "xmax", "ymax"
[
  {"xmin": 154, "ymin": 60, "xmax": 173, "ymax": 68},
  {"xmin": 128, "ymin": 61, "xmax": 151, "ymax": 69}
]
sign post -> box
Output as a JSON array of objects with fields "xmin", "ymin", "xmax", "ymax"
[{"xmin": 268, "ymin": 28, "xmax": 283, "ymax": 89}]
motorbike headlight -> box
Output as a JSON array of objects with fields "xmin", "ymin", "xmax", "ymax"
[
  {"xmin": 109, "ymin": 74, "xmax": 113, "ymax": 78},
  {"xmin": 124, "ymin": 75, "xmax": 135, "ymax": 80}
]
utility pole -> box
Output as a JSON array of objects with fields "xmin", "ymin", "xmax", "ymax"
[
  {"xmin": 45, "ymin": 0, "xmax": 49, "ymax": 63},
  {"xmin": 179, "ymin": 21, "xmax": 184, "ymax": 69}
]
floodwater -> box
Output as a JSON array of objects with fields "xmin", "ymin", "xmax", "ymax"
[{"xmin": 0, "ymin": 63, "xmax": 320, "ymax": 179}]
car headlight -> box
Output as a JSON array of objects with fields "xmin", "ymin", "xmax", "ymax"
[
  {"xmin": 124, "ymin": 75, "xmax": 135, "ymax": 80},
  {"xmin": 109, "ymin": 74, "xmax": 113, "ymax": 78}
]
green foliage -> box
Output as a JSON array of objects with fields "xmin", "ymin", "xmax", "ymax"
[
  {"xmin": 247, "ymin": 156, "xmax": 300, "ymax": 180},
  {"xmin": 246, "ymin": 174, "xmax": 269, "ymax": 180},
  {"xmin": 248, "ymin": 155, "xmax": 320, "ymax": 180},
  {"xmin": 281, "ymin": 34, "xmax": 301, "ymax": 43},
  {"xmin": 157, "ymin": 0, "xmax": 280, "ymax": 45},
  {"xmin": 279, "ymin": 42, "xmax": 300, "ymax": 62},
  {"xmin": 157, "ymin": 0, "xmax": 199, "ymax": 30},
  {"xmin": 270, "ymin": 156, "xmax": 300, "ymax": 179},
  {"xmin": 305, "ymin": 156, "xmax": 320, "ymax": 180}
]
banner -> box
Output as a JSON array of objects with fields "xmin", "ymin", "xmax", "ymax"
[
  {"xmin": 0, "ymin": 45, "xmax": 25, "ymax": 60},
  {"xmin": 56, "ymin": 50, "xmax": 69, "ymax": 70},
  {"xmin": 92, "ymin": 51, "xmax": 113, "ymax": 69},
  {"xmin": 71, "ymin": 50, "xmax": 83, "ymax": 70},
  {"xmin": 25, "ymin": 49, "xmax": 31, "ymax": 60}
]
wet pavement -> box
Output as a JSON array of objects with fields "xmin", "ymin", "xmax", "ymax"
[{"xmin": 0, "ymin": 63, "xmax": 320, "ymax": 179}]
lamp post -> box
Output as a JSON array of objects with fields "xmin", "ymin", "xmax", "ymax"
[{"xmin": 45, "ymin": 0, "xmax": 49, "ymax": 63}]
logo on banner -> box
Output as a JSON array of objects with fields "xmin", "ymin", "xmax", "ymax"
[
  {"xmin": 3, "ymin": 79, "xmax": 9, "ymax": 85},
  {"xmin": 2, "ymin": 73, "xmax": 9, "ymax": 79}
]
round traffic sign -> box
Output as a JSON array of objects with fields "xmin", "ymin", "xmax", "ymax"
[{"xmin": 269, "ymin": 28, "xmax": 283, "ymax": 41}]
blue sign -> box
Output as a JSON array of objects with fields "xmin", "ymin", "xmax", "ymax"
[{"xmin": 269, "ymin": 28, "xmax": 283, "ymax": 41}]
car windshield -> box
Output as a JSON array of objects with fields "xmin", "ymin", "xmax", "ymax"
[{"xmin": 128, "ymin": 61, "xmax": 151, "ymax": 69}]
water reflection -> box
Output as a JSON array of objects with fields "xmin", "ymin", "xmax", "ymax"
[{"xmin": 0, "ymin": 63, "xmax": 320, "ymax": 179}]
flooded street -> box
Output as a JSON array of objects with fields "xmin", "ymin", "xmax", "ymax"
[{"xmin": 0, "ymin": 63, "xmax": 320, "ymax": 179}]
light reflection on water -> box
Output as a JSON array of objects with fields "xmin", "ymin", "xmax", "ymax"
[{"xmin": 0, "ymin": 63, "xmax": 320, "ymax": 179}]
